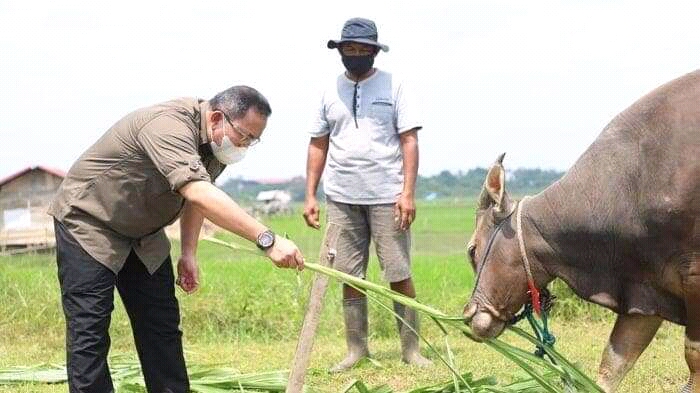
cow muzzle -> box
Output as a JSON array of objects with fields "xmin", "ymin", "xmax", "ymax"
[{"xmin": 463, "ymin": 301, "xmax": 506, "ymax": 341}]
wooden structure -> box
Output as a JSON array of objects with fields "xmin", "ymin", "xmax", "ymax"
[{"xmin": 0, "ymin": 166, "xmax": 65, "ymax": 254}]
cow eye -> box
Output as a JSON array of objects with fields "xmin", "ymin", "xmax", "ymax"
[{"xmin": 467, "ymin": 243, "xmax": 476, "ymax": 262}]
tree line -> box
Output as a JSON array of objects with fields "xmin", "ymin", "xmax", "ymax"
[{"xmin": 219, "ymin": 167, "xmax": 565, "ymax": 203}]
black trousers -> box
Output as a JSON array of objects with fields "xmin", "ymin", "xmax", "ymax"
[{"xmin": 55, "ymin": 220, "xmax": 189, "ymax": 393}]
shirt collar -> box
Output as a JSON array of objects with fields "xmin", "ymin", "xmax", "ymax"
[
  {"xmin": 342, "ymin": 68, "xmax": 380, "ymax": 85},
  {"xmin": 198, "ymin": 100, "xmax": 211, "ymax": 145}
]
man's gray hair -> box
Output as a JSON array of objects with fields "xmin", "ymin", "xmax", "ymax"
[{"xmin": 209, "ymin": 85, "xmax": 272, "ymax": 120}]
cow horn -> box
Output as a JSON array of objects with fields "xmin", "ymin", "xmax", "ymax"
[{"xmin": 496, "ymin": 152, "xmax": 506, "ymax": 165}]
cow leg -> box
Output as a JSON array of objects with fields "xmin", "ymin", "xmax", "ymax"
[
  {"xmin": 597, "ymin": 313, "xmax": 662, "ymax": 392},
  {"xmin": 682, "ymin": 261, "xmax": 700, "ymax": 393},
  {"xmin": 680, "ymin": 336, "xmax": 699, "ymax": 393}
]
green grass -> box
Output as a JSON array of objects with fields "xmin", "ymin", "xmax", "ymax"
[{"xmin": 0, "ymin": 201, "xmax": 689, "ymax": 392}]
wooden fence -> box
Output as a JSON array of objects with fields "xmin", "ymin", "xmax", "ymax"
[{"xmin": 0, "ymin": 226, "xmax": 55, "ymax": 255}]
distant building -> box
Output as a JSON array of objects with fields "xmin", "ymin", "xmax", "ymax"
[
  {"xmin": 255, "ymin": 178, "xmax": 293, "ymax": 186},
  {"xmin": 0, "ymin": 166, "xmax": 65, "ymax": 253},
  {"xmin": 254, "ymin": 190, "xmax": 292, "ymax": 216}
]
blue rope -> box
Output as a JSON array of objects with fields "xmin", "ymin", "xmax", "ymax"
[
  {"xmin": 526, "ymin": 311, "xmax": 556, "ymax": 362},
  {"xmin": 510, "ymin": 291, "xmax": 557, "ymax": 362},
  {"xmin": 508, "ymin": 298, "xmax": 582, "ymax": 391}
]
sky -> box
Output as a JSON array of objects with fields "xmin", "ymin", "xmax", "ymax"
[{"xmin": 1, "ymin": 0, "xmax": 699, "ymax": 183}]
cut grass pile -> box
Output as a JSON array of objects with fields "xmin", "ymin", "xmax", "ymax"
[{"xmin": 0, "ymin": 357, "xmax": 288, "ymax": 392}]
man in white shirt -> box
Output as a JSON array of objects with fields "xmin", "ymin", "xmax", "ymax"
[{"xmin": 303, "ymin": 17, "xmax": 431, "ymax": 372}]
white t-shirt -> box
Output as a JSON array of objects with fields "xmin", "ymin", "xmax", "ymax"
[{"xmin": 310, "ymin": 69, "xmax": 422, "ymax": 204}]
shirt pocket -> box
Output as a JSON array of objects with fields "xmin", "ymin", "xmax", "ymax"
[{"xmin": 370, "ymin": 102, "xmax": 394, "ymax": 126}]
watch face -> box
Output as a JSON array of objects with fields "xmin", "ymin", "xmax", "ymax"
[{"xmin": 259, "ymin": 231, "xmax": 275, "ymax": 248}]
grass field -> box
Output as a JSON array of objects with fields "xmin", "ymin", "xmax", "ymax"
[{"xmin": 0, "ymin": 200, "xmax": 689, "ymax": 392}]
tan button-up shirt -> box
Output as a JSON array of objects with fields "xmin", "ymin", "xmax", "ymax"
[{"xmin": 48, "ymin": 98, "xmax": 225, "ymax": 274}]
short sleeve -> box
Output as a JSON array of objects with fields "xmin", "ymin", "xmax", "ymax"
[
  {"xmin": 395, "ymin": 78, "xmax": 423, "ymax": 134},
  {"xmin": 309, "ymin": 90, "xmax": 330, "ymax": 138},
  {"xmin": 136, "ymin": 115, "xmax": 212, "ymax": 191}
]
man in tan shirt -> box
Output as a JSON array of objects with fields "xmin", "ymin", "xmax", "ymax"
[{"xmin": 48, "ymin": 85, "xmax": 304, "ymax": 393}]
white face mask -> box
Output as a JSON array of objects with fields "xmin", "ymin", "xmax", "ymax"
[{"xmin": 210, "ymin": 122, "xmax": 248, "ymax": 165}]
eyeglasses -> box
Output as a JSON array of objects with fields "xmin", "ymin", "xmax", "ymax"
[{"xmin": 223, "ymin": 114, "xmax": 260, "ymax": 147}]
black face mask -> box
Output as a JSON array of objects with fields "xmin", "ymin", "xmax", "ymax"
[{"xmin": 342, "ymin": 55, "xmax": 374, "ymax": 77}]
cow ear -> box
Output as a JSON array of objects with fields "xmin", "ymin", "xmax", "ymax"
[
  {"xmin": 477, "ymin": 187, "xmax": 492, "ymax": 210},
  {"xmin": 484, "ymin": 153, "xmax": 507, "ymax": 211}
]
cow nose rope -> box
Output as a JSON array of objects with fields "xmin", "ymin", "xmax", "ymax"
[{"xmin": 511, "ymin": 196, "xmax": 557, "ymax": 361}]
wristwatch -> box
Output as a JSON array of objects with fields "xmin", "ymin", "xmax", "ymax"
[{"xmin": 256, "ymin": 229, "xmax": 276, "ymax": 251}]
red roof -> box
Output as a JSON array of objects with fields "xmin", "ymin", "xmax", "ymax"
[{"xmin": 0, "ymin": 166, "xmax": 66, "ymax": 187}]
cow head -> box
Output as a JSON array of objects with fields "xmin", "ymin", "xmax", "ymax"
[{"xmin": 463, "ymin": 153, "xmax": 531, "ymax": 340}]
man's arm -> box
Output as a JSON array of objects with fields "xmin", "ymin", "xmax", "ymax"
[
  {"xmin": 180, "ymin": 181, "xmax": 265, "ymax": 242},
  {"xmin": 178, "ymin": 181, "xmax": 304, "ymax": 269},
  {"xmin": 396, "ymin": 128, "xmax": 419, "ymax": 230},
  {"xmin": 180, "ymin": 200, "xmax": 204, "ymax": 258},
  {"xmin": 303, "ymin": 135, "xmax": 329, "ymax": 229},
  {"xmin": 177, "ymin": 201, "xmax": 204, "ymax": 293}
]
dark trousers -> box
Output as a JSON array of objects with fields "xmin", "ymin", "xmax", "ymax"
[{"xmin": 55, "ymin": 220, "xmax": 189, "ymax": 393}]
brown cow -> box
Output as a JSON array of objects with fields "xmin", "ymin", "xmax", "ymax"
[{"xmin": 463, "ymin": 70, "xmax": 700, "ymax": 392}]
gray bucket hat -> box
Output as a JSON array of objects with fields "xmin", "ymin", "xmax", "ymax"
[{"xmin": 327, "ymin": 17, "xmax": 389, "ymax": 52}]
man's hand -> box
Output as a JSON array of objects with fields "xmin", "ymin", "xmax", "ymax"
[
  {"xmin": 176, "ymin": 255, "xmax": 200, "ymax": 294},
  {"xmin": 266, "ymin": 236, "xmax": 305, "ymax": 270},
  {"xmin": 302, "ymin": 197, "xmax": 321, "ymax": 229},
  {"xmin": 394, "ymin": 192, "xmax": 416, "ymax": 231}
]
